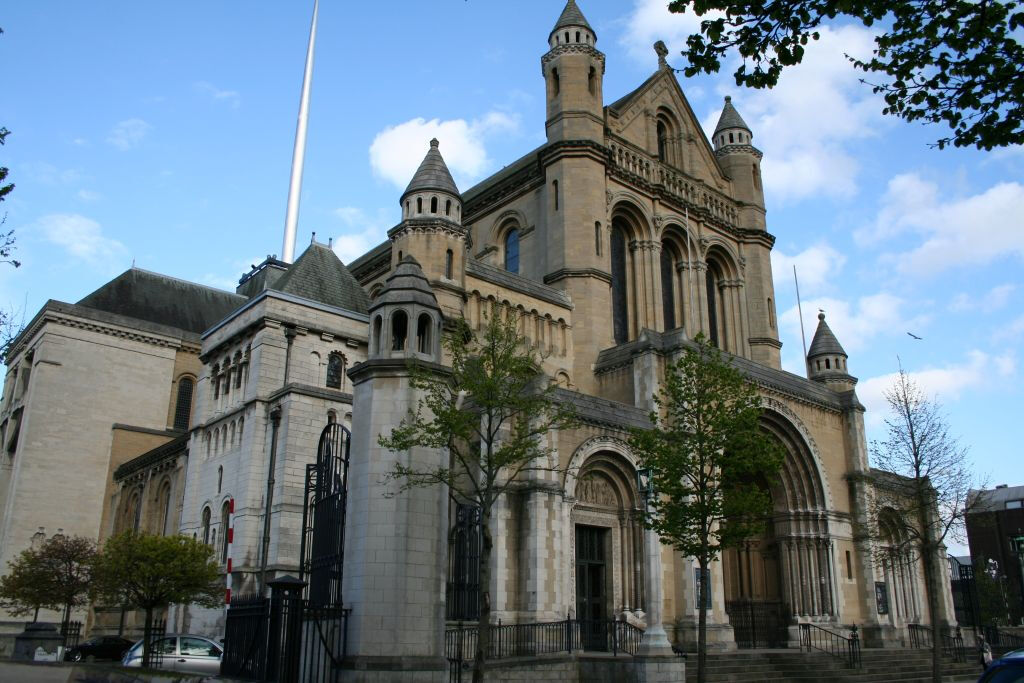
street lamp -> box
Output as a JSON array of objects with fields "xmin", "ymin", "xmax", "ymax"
[{"xmin": 636, "ymin": 467, "xmax": 654, "ymax": 501}]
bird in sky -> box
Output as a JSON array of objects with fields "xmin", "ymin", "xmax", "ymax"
[{"xmin": 907, "ymin": 332, "xmax": 923, "ymax": 340}]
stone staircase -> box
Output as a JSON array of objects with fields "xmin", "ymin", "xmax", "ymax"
[{"xmin": 682, "ymin": 648, "xmax": 981, "ymax": 683}]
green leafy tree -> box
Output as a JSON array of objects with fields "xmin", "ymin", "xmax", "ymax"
[
  {"xmin": 628, "ymin": 334, "xmax": 784, "ymax": 683},
  {"xmin": 0, "ymin": 535, "xmax": 96, "ymax": 625},
  {"xmin": 0, "ymin": 28, "xmax": 23, "ymax": 360},
  {"xmin": 667, "ymin": 0, "xmax": 1024, "ymax": 149},
  {"xmin": 379, "ymin": 306, "xmax": 578, "ymax": 683},
  {"xmin": 93, "ymin": 532, "xmax": 222, "ymax": 665},
  {"xmin": 868, "ymin": 368, "xmax": 976, "ymax": 683}
]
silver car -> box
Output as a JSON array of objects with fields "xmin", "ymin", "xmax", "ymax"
[{"xmin": 121, "ymin": 633, "xmax": 222, "ymax": 675}]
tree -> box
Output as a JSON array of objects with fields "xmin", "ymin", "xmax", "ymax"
[
  {"xmin": 93, "ymin": 532, "xmax": 222, "ymax": 665},
  {"xmin": 667, "ymin": 0, "xmax": 1024, "ymax": 149},
  {"xmin": 628, "ymin": 334, "xmax": 784, "ymax": 683},
  {"xmin": 0, "ymin": 535, "xmax": 96, "ymax": 625},
  {"xmin": 867, "ymin": 367, "xmax": 977, "ymax": 683},
  {"xmin": 0, "ymin": 29, "xmax": 23, "ymax": 360},
  {"xmin": 379, "ymin": 306, "xmax": 578, "ymax": 683}
]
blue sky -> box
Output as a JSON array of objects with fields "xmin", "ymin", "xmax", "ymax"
[{"xmin": 2, "ymin": 1, "xmax": 1021, "ymax": 529}]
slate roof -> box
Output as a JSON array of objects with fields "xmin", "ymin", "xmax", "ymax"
[
  {"xmin": 113, "ymin": 434, "xmax": 188, "ymax": 481},
  {"xmin": 76, "ymin": 268, "xmax": 246, "ymax": 335},
  {"xmin": 808, "ymin": 312, "xmax": 847, "ymax": 358},
  {"xmin": 402, "ymin": 139, "xmax": 460, "ymax": 199},
  {"xmin": 551, "ymin": 0, "xmax": 594, "ymax": 38},
  {"xmin": 714, "ymin": 96, "xmax": 751, "ymax": 134},
  {"xmin": 968, "ymin": 485, "xmax": 1024, "ymax": 512},
  {"xmin": 371, "ymin": 256, "xmax": 439, "ymax": 312},
  {"xmin": 271, "ymin": 241, "xmax": 370, "ymax": 314}
]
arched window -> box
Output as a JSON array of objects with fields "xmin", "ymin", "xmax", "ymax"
[
  {"xmin": 201, "ymin": 507, "xmax": 212, "ymax": 545},
  {"xmin": 551, "ymin": 67, "xmax": 560, "ymax": 95},
  {"xmin": 217, "ymin": 466, "xmax": 223, "ymax": 494},
  {"xmin": 610, "ymin": 224, "xmax": 629, "ymax": 344},
  {"xmin": 173, "ymin": 377, "xmax": 194, "ymax": 431},
  {"xmin": 220, "ymin": 501, "xmax": 231, "ymax": 563},
  {"xmin": 657, "ymin": 120, "xmax": 668, "ymax": 162},
  {"xmin": 660, "ymin": 243, "xmax": 677, "ymax": 330},
  {"xmin": 595, "ymin": 222, "xmax": 602, "ymax": 256},
  {"xmin": 327, "ymin": 410, "xmax": 337, "ymax": 424},
  {"xmin": 416, "ymin": 197, "xmax": 422, "ymax": 213},
  {"xmin": 130, "ymin": 490, "xmax": 142, "ymax": 532},
  {"xmin": 504, "ymin": 229, "xmax": 519, "ymax": 273},
  {"xmin": 552, "ymin": 180, "xmax": 559, "ymax": 211},
  {"xmin": 445, "ymin": 249, "xmax": 453, "ymax": 279},
  {"xmin": 588, "ymin": 66, "xmax": 596, "ymax": 95},
  {"xmin": 326, "ymin": 352, "xmax": 344, "ymax": 389},
  {"xmin": 706, "ymin": 262, "xmax": 724, "ymax": 348},
  {"xmin": 212, "ymin": 364, "xmax": 220, "ymax": 399},
  {"xmin": 392, "ymin": 310, "xmax": 408, "ymax": 351},
  {"xmin": 417, "ymin": 314, "xmax": 432, "ymax": 354},
  {"xmin": 373, "ymin": 315, "xmax": 383, "ymax": 354},
  {"xmin": 445, "ymin": 199, "xmax": 452, "ymax": 216},
  {"xmin": 430, "ymin": 196, "xmax": 438, "ymax": 213}
]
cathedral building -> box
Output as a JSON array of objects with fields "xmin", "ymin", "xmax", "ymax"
[{"xmin": 0, "ymin": 0, "xmax": 955, "ymax": 670}]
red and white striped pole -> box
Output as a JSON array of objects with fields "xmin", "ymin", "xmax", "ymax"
[{"xmin": 224, "ymin": 497, "xmax": 234, "ymax": 606}]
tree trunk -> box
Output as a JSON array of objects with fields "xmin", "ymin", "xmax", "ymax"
[
  {"xmin": 698, "ymin": 554, "xmax": 708, "ymax": 683},
  {"xmin": 921, "ymin": 543, "xmax": 942, "ymax": 683},
  {"xmin": 472, "ymin": 514, "xmax": 493, "ymax": 683}
]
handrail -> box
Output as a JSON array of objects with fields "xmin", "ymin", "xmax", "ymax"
[
  {"xmin": 908, "ymin": 623, "xmax": 966, "ymax": 662},
  {"xmin": 983, "ymin": 625, "xmax": 1024, "ymax": 650},
  {"xmin": 799, "ymin": 622, "xmax": 862, "ymax": 668},
  {"xmin": 445, "ymin": 615, "xmax": 645, "ymax": 664}
]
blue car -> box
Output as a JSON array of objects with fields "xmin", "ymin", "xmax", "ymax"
[{"xmin": 978, "ymin": 649, "xmax": 1024, "ymax": 682}]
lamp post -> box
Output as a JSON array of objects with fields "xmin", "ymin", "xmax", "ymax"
[{"xmin": 636, "ymin": 466, "xmax": 674, "ymax": 655}]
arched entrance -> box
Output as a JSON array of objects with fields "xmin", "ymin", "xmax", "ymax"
[
  {"xmin": 724, "ymin": 409, "xmax": 837, "ymax": 647},
  {"xmin": 570, "ymin": 451, "xmax": 644, "ymax": 648}
]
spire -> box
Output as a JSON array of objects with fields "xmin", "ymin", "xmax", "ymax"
[
  {"xmin": 806, "ymin": 311, "xmax": 855, "ymax": 388},
  {"xmin": 550, "ymin": 0, "xmax": 595, "ymax": 41},
  {"xmin": 714, "ymin": 95, "xmax": 751, "ymax": 136},
  {"xmin": 402, "ymin": 138, "xmax": 460, "ymax": 199},
  {"xmin": 281, "ymin": 0, "xmax": 319, "ymax": 264}
]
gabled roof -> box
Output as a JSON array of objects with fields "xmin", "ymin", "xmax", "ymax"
[
  {"xmin": 271, "ymin": 241, "xmax": 370, "ymax": 314},
  {"xmin": 402, "ymin": 138, "xmax": 460, "ymax": 199},
  {"xmin": 808, "ymin": 312, "xmax": 847, "ymax": 358},
  {"xmin": 76, "ymin": 268, "xmax": 246, "ymax": 335},
  {"xmin": 551, "ymin": 0, "xmax": 594, "ymax": 39},
  {"xmin": 714, "ymin": 95, "xmax": 751, "ymax": 134}
]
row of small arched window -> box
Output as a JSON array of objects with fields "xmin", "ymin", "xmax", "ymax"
[{"xmin": 372, "ymin": 311, "xmax": 435, "ymax": 354}]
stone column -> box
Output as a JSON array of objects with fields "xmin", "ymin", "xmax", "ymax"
[{"xmin": 637, "ymin": 526, "xmax": 673, "ymax": 655}]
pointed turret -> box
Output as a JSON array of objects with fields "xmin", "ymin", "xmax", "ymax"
[
  {"xmin": 391, "ymin": 139, "xmax": 467, "ymax": 318},
  {"xmin": 542, "ymin": 0, "xmax": 604, "ymax": 142},
  {"xmin": 713, "ymin": 96, "xmax": 753, "ymax": 151},
  {"xmin": 807, "ymin": 311, "xmax": 856, "ymax": 390}
]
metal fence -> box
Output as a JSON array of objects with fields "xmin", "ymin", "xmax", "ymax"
[
  {"xmin": 141, "ymin": 619, "xmax": 167, "ymax": 669},
  {"xmin": 59, "ymin": 620, "xmax": 82, "ymax": 650},
  {"xmin": 445, "ymin": 616, "xmax": 644, "ymax": 682},
  {"xmin": 908, "ymin": 623, "xmax": 966, "ymax": 662}
]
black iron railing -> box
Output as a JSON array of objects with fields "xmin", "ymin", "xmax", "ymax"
[
  {"xmin": 445, "ymin": 616, "xmax": 644, "ymax": 668},
  {"xmin": 799, "ymin": 623, "xmax": 861, "ymax": 668},
  {"xmin": 908, "ymin": 623, "xmax": 966, "ymax": 662},
  {"xmin": 983, "ymin": 625, "xmax": 1024, "ymax": 651},
  {"xmin": 59, "ymin": 620, "xmax": 82, "ymax": 650}
]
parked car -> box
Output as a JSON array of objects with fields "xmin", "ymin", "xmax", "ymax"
[
  {"xmin": 121, "ymin": 634, "xmax": 222, "ymax": 675},
  {"xmin": 977, "ymin": 648, "xmax": 1024, "ymax": 683},
  {"xmin": 64, "ymin": 635, "xmax": 134, "ymax": 662}
]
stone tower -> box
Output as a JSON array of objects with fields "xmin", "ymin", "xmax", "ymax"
[
  {"xmin": 343, "ymin": 257, "xmax": 448, "ymax": 681},
  {"xmin": 713, "ymin": 96, "xmax": 781, "ymax": 367},
  {"xmin": 543, "ymin": 0, "xmax": 604, "ymax": 143},
  {"xmin": 392, "ymin": 139, "xmax": 467, "ymax": 319},
  {"xmin": 807, "ymin": 311, "xmax": 856, "ymax": 392}
]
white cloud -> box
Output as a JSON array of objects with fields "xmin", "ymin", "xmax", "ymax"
[
  {"xmin": 994, "ymin": 314, "xmax": 1024, "ymax": 344},
  {"xmin": 330, "ymin": 206, "xmax": 395, "ymax": 264},
  {"xmin": 770, "ymin": 243, "xmax": 846, "ymax": 294},
  {"xmin": 860, "ymin": 173, "xmax": 1024, "ymax": 275},
  {"xmin": 106, "ymin": 118, "xmax": 152, "ymax": 151},
  {"xmin": 948, "ymin": 283, "xmax": 1016, "ymax": 313},
  {"xmin": 24, "ymin": 162, "xmax": 82, "ymax": 186},
  {"xmin": 368, "ymin": 112, "xmax": 519, "ymax": 190},
  {"xmin": 195, "ymin": 81, "xmax": 240, "ymax": 108},
  {"xmin": 779, "ymin": 292, "xmax": 927, "ymax": 354},
  {"xmin": 859, "ymin": 350, "xmax": 1016, "ymax": 427},
  {"xmin": 76, "ymin": 189, "xmax": 102, "ymax": 202},
  {"xmin": 38, "ymin": 213, "xmax": 129, "ymax": 271},
  {"xmin": 621, "ymin": 1, "xmax": 883, "ymax": 204}
]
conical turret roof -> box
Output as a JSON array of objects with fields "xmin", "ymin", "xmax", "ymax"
[
  {"xmin": 714, "ymin": 96, "xmax": 751, "ymax": 135},
  {"xmin": 550, "ymin": 0, "xmax": 594, "ymax": 39},
  {"xmin": 807, "ymin": 312, "xmax": 847, "ymax": 358},
  {"xmin": 402, "ymin": 138, "xmax": 460, "ymax": 199},
  {"xmin": 370, "ymin": 256, "xmax": 439, "ymax": 312}
]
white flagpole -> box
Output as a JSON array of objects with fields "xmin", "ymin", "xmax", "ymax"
[{"xmin": 282, "ymin": 0, "xmax": 319, "ymax": 263}]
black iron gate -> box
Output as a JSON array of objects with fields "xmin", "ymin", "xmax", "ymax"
[
  {"xmin": 222, "ymin": 422, "xmax": 351, "ymax": 683},
  {"xmin": 727, "ymin": 599, "xmax": 788, "ymax": 648}
]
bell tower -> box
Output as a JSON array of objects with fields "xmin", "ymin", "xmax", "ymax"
[{"xmin": 542, "ymin": 0, "xmax": 604, "ymax": 143}]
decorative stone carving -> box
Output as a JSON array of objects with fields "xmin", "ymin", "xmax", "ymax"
[{"xmin": 577, "ymin": 473, "xmax": 618, "ymax": 507}]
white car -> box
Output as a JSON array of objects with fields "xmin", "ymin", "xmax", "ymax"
[{"xmin": 121, "ymin": 633, "xmax": 222, "ymax": 675}]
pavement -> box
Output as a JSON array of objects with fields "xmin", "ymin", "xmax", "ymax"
[{"xmin": 0, "ymin": 661, "xmax": 227, "ymax": 682}]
